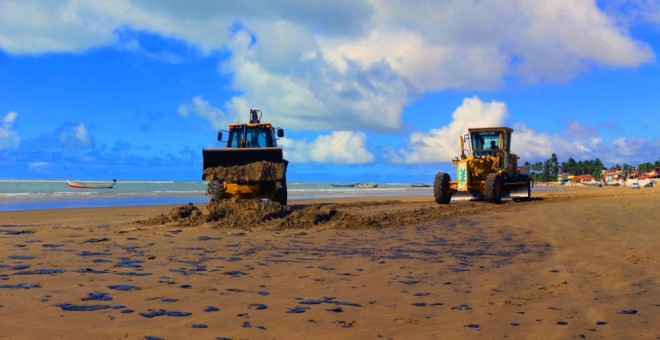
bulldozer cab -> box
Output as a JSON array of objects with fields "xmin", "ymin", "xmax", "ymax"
[
  {"xmin": 468, "ymin": 127, "xmax": 511, "ymax": 157},
  {"xmin": 227, "ymin": 125, "xmax": 277, "ymax": 148}
]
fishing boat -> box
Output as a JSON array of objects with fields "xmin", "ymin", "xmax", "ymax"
[
  {"xmin": 67, "ymin": 179, "xmax": 117, "ymax": 189},
  {"xmin": 356, "ymin": 183, "xmax": 378, "ymax": 188},
  {"xmin": 410, "ymin": 183, "xmax": 430, "ymax": 188},
  {"xmin": 330, "ymin": 183, "xmax": 356, "ymax": 188}
]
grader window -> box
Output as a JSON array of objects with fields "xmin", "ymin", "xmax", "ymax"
[{"xmin": 471, "ymin": 131, "xmax": 503, "ymax": 157}]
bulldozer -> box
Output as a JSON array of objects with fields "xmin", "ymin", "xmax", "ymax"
[
  {"xmin": 433, "ymin": 127, "xmax": 531, "ymax": 204},
  {"xmin": 202, "ymin": 109, "xmax": 288, "ymax": 205}
]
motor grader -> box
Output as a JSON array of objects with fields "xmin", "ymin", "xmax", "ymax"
[
  {"xmin": 202, "ymin": 109, "xmax": 288, "ymax": 205},
  {"xmin": 433, "ymin": 127, "xmax": 531, "ymax": 204}
]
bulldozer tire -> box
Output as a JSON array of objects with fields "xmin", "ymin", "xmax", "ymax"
[
  {"xmin": 275, "ymin": 178, "xmax": 287, "ymax": 206},
  {"xmin": 433, "ymin": 172, "xmax": 452, "ymax": 204},
  {"xmin": 485, "ymin": 173, "xmax": 502, "ymax": 203},
  {"xmin": 208, "ymin": 179, "xmax": 225, "ymax": 201}
]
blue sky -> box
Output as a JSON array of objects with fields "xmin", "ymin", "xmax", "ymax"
[{"xmin": 1, "ymin": 0, "xmax": 658, "ymax": 182}]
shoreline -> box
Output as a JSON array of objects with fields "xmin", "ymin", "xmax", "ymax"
[{"xmin": 1, "ymin": 186, "xmax": 658, "ymax": 338}]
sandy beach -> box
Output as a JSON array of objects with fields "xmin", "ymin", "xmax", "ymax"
[{"xmin": 1, "ymin": 186, "xmax": 658, "ymax": 339}]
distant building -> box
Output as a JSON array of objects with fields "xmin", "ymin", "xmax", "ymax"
[
  {"xmin": 571, "ymin": 174, "xmax": 595, "ymax": 183},
  {"xmin": 557, "ymin": 172, "xmax": 573, "ymax": 184},
  {"xmin": 640, "ymin": 167, "xmax": 660, "ymax": 179},
  {"xmin": 601, "ymin": 170, "xmax": 624, "ymax": 184}
]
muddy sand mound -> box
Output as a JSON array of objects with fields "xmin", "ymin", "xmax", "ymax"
[
  {"xmin": 203, "ymin": 161, "xmax": 285, "ymax": 182},
  {"xmin": 139, "ymin": 203, "xmax": 205, "ymax": 226},
  {"xmin": 138, "ymin": 199, "xmax": 340, "ymax": 229},
  {"xmin": 138, "ymin": 198, "xmax": 539, "ymax": 230}
]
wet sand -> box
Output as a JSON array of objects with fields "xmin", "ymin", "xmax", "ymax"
[{"xmin": 1, "ymin": 186, "xmax": 658, "ymax": 339}]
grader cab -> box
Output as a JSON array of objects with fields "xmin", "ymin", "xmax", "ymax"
[
  {"xmin": 433, "ymin": 127, "xmax": 531, "ymax": 204},
  {"xmin": 202, "ymin": 109, "xmax": 288, "ymax": 205}
]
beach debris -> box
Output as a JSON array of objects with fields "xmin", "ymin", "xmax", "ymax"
[
  {"xmin": 451, "ymin": 304, "xmax": 473, "ymax": 310},
  {"xmin": 107, "ymin": 284, "xmax": 141, "ymax": 291},
  {"xmin": 248, "ymin": 303, "xmax": 268, "ymax": 310},
  {"xmin": 286, "ymin": 306, "xmax": 308, "ymax": 313},
  {"xmin": 82, "ymin": 291, "xmax": 113, "ymax": 301},
  {"xmin": 57, "ymin": 303, "xmax": 125, "ymax": 311},
  {"xmin": 12, "ymin": 268, "xmax": 65, "ymax": 275},
  {"xmin": 9, "ymin": 255, "xmax": 35, "ymax": 259},
  {"xmin": 139, "ymin": 309, "xmax": 192, "ymax": 318},
  {"xmin": 333, "ymin": 320, "xmax": 356, "ymax": 328},
  {"xmin": 85, "ymin": 237, "xmax": 109, "ymax": 243},
  {"xmin": 0, "ymin": 283, "xmax": 41, "ymax": 289},
  {"xmin": 0, "ymin": 230, "xmax": 35, "ymax": 235}
]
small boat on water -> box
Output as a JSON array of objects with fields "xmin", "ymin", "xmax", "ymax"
[
  {"xmin": 356, "ymin": 183, "xmax": 378, "ymax": 188},
  {"xmin": 410, "ymin": 183, "xmax": 430, "ymax": 188},
  {"xmin": 67, "ymin": 179, "xmax": 117, "ymax": 189},
  {"xmin": 331, "ymin": 183, "xmax": 356, "ymax": 188}
]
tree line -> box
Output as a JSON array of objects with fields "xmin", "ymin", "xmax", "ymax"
[{"xmin": 525, "ymin": 154, "xmax": 660, "ymax": 182}]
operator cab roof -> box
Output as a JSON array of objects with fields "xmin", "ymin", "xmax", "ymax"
[{"xmin": 467, "ymin": 127, "xmax": 513, "ymax": 133}]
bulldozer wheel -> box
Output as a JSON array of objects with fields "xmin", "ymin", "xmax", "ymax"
[
  {"xmin": 208, "ymin": 179, "xmax": 225, "ymax": 201},
  {"xmin": 485, "ymin": 173, "xmax": 502, "ymax": 203},
  {"xmin": 433, "ymin": 172, "xmax": 452, "ymax": 204},
  {"xmin": 275, "ymin": 178, "xmax": 287, "ymax": 206}
]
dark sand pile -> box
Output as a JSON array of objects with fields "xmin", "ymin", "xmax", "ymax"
[
  {"xmin": 138, "ymin": 198, "xmax": 539, "ymax": 230},
  {"xmin": 202, "ymin": 161, "xmax": 285, "ymax": 182}
]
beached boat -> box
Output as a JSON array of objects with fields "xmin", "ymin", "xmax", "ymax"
[
  {"xmin": 356, "ymin": 183, "xmax": 378, "ymax": 188},
  {"xmin": 331, "ymin": 183, "xmax": 356, "ymax": 188},
  {"xmin": 67, "ymin": 179, "xmax": 117, "ymax": 189},
  {"xmin": 410, "ymin": 183, "xmax": 430, "ymax": 188}
]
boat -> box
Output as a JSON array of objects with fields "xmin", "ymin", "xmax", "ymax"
[
  {"xmin": 67, "ymin": 179, "xmax": 117, "ymax": 189},
  {"xmin": 410, "ymin": 183, "xmax": 430, "ymax": 188},
  {"xmin": 356, "ymin": 183, "xmax": 378, "ymax": 188},
  {"xmin": 330, "ymin": 183, "xmax": 355, "ymax": 188}
]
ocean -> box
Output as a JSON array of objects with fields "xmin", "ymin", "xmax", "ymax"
[{"xmin": 0, "ymin": 180, "xmax": 434, "ymax": 212}]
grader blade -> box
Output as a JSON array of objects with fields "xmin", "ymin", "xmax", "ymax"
[{"xmin": 504, "ymin": 180, "xmax": 532, "ymax": 200}]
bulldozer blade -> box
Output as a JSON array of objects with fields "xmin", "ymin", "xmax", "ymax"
[
  {"xmin": 202, "ymin": 147, "xmax": 288, "ymax": 184},
  {"xmin": 203, "ymin": 147, "xmax": 283, "ymax": 169}
]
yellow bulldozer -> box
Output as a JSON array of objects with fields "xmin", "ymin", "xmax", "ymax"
[
  {"xmin": 202, "ymin": 109, "xmax": 288, "ymax": 205},
  {"xmin": 434, "ymin": 127, "xmax": 531, "ymax": 204}
]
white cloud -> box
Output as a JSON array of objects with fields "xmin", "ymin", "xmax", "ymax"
[
  {"xmin": 58, "ymin": 123, "xmax": 93, "ymax": 149},
  {"xmin": 602, "ymin": 0, "xmax": 660, "ymax": 25},
  {"xmin": 0, "ymin": 111, "xmax": 20, "ymax": 150},
  {"xmin": 178, "ymin": 95, "xmax": 236, "ymax": 130},
  {"xmin": 388, "ymin": 97, "xmax": 508, "ymax": 163},
  {"xmin": 280, "ymin": 131, "xmax": 375, "ymax": 164},
  {"xmin": 0, "ymin": 1, "xmax": 653, "ymax": 133},
  {"xmin": 389, "ymin": 97, "xmax": 659, "ymax": 166},
  {"xmin": 28, "ymin": 161, "xmax": 52, "ymax": 174}
]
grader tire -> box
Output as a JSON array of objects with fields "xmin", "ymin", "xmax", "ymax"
[
  {"xmin": 485, "ymin": 173, "xmax": 502, "ymax": 203},
  {"xmin": 275, "ymin": 178, "xmax": 287, "ymax": 206},
  {"xmin": 433, "ymin": 172, "xmax": 452, "ymax": 204}
]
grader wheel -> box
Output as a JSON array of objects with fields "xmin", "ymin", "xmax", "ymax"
[
  {"xmin": 433, "ymin": 172, "xmax": 452, "ymax": 204},
  {"xmin": 485, "ymin": 173, "xmax": 502, "ymax": 203}
]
